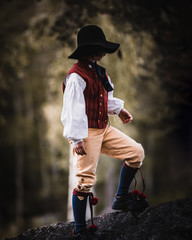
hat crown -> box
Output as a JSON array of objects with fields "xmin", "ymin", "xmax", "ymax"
[
  {"xmin": 77, "ymin": 25, "xmax": 106, "ymax": 47},
  {"xmin": 68, "ymin": 25, "xmax": 119, "ymax": 59}
]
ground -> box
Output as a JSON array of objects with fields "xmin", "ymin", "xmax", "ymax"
[{"xmin": 6, "ymin": 198, "xmax": 192, "ymax": 240}]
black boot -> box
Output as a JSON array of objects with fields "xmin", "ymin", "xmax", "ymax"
[{"xmin": 73, "ymin": 228, "xmax": 100, "ymax": 240}]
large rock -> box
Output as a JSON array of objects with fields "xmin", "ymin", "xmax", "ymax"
[{"xmin": 6, "ymin": 198, "xmax": 192, "ymax": 240}]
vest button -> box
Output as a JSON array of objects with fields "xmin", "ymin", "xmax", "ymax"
[
  {"xmin": 100, "ymin": 94, "xmax": 103, "ymax": 97},
  {"xmin": 98, "ymin": 120, "xmax": 100, "ymax": 123},
  {"xmin": 99, "ymin": 112, "xmax": 101, "ymax": 115},
  {"xmin": 100, "ymin": 103, "xmax": 102, "ymax": 106}
]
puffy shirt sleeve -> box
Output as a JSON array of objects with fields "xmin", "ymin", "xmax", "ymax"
[
  {"xmin": 107, "ymin": 76, "xmax": 124, "ymax": 115},
  {"xmin": 61, "ymin": 73, "xmax": 88, "ymax": 144}
]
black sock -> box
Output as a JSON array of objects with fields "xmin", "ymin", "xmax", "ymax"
[
  {"xmin": 116, "ymin": 163, "xmax": 138, "ymax": 196},
  {"xmin": 72, "ymin": 193, "xmax": 87, "ymax": 234}
]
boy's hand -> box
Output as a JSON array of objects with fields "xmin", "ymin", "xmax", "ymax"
[
  {"xmin": 74, "ymin": 141, "xmax": 87, "ymax": 155},
  {"xmin": 118, "ymin": 108, "xmax": 133, "ymax": 124}
]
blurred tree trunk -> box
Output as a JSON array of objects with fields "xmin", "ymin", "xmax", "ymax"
[
  {"xmin": 67, "ymin": 144, "xmax": 75, "ymax": 222},
  {"xmin": 15, "ymin": 143, "xmax": 24, "ymax": 231},
  {"xmin": 14, "ymin": 79, "xmax": 24, "ymax": 231},
  {"xmin": 38, "ymin": 127, "xmax": 50, "ymax": 198}
]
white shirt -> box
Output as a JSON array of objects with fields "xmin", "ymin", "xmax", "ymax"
[{"xmin": 61, "ymin": 73, "xmax": 124, "ymax": 144}]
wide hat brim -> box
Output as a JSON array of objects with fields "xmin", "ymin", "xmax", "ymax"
[{"xmin": 68, "ymin": 41, "xmax": 120, "ymax": 59}]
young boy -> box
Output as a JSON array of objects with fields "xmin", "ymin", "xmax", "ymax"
[{"xmin": 61, "ymin": 25, "xmax": 148, "ymax": 240}]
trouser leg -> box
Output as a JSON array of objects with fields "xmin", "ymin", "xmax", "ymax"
[
  {"xmin": 72, "ymin": 128, "xmax": 105, "ymax": 233},
  {"xmin": 101, "ymin": 126, "xmax": 145, "ymax": 195},
  {"xmin": 73, "ymin": 128, "xmax": 105, "ymax": 192},
  {"xmin": 101, "ymin": 126, "xmax": 145, "ymax": 167}
]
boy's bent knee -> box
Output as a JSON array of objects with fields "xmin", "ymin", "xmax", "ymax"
[
  {"xmin": 137, "ymin": 144, "xmax": 145, "ymax": 162},
  {"xmin": 125, "ymin": 144, "xmax": 145, "ymax": 168}
]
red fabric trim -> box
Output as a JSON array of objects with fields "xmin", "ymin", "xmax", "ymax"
[
  {"xmin": 123, "ymin": 162, "xmax": 129, "ymax": 169},
  {"xmin": 62, "ymin": 81, "xmax": 65, "ymax": 94}
]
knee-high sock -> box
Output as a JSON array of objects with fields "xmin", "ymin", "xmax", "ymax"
[
  {"xmin": 116, "ymin": 163, "xmax": 138, "ymax": 196},
  {"xmin": 72, "ymin": 194, "xmax": 87, "ymax": 234}
]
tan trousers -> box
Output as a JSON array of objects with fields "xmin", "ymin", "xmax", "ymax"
[{"xmin": 73, "ymin": 125, "xmax": 145, "ymax": 192}]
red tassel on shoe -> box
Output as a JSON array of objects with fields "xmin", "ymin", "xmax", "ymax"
[
  {"xmin": 132, "ymin": 190, "xmax": 140, "ymax": 195},
  {"xmin": 132, "ymin": 189, "xmax": 147, "ymax": 198},
  {"xmin": 90, "ymin": 197, "xmax": 98, "ymax": 205},
  {"xmin": 88, "ymin": 224, "xmax": 98, "ymax": 232}
]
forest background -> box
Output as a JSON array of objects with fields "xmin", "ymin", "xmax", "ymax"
[{"xmin": 0, "ymin": 0, "xmax": 192, "ymax": 239}]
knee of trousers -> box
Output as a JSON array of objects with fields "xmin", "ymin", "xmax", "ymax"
[
  {"xmin": 125, "ymin": 143, "xmax": 145, "ymax": 168},
  {"xmin": 75, "ymin": 174, "xmax": 97, "ymax": 193}
]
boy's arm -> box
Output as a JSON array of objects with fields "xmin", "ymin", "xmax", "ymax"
[
  {"xmin": 61, "ymin": 73, "xmax": 88, "ymax": 149},
  {"xmin": 107, "ymin": 76, "xmax": 133, "ymax": 124},
  {"xmin": 107, "ymin": 76, "xmax": 124, "ymax": 115},
  {"xmin": 107, "ymin": 81, "xmax": 124, "ymax": 115}
]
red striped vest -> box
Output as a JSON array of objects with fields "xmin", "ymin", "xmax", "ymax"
[{"xmin": 63, "ymin": 60, "xmax": 108, "ymax": 129}]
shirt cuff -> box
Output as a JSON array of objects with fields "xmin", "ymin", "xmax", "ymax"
[
  {"xmin": 72, "ymin": 139, "xmax": 83, "ymax": 145},
  {"xmin": 116, "ymin": 107, "xmax": 124, "ymax": 115}
]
